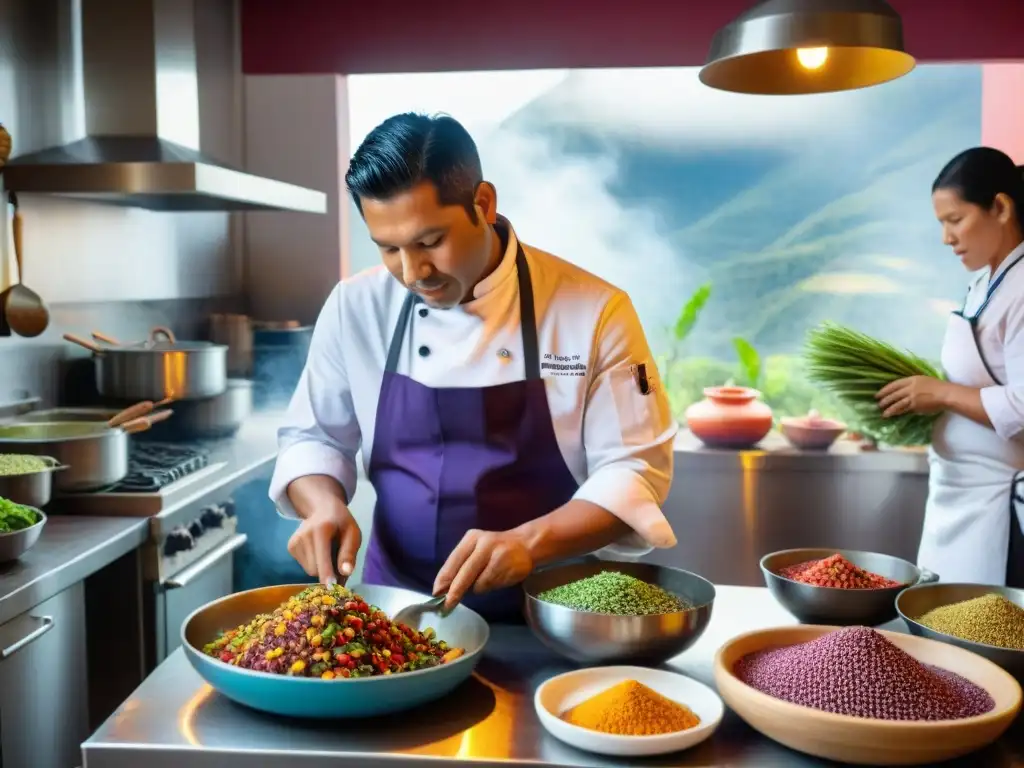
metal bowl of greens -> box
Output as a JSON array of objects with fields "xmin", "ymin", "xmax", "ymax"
[
  {"xmin": 0, "ymin": 454, "xmax": 65, "ymax": 508},
  {"xmin": 522, "ymin": 560, "xmax": 715, "ymax": 664},
  {"xmin": 0, "ymin": 499, "xmax": 46, "ymax": 563}
]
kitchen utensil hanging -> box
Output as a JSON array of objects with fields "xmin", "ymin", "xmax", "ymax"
[
  {"xmin": 1, "ymin": 192, "xmax": 50, "ymax": 337},
  {"xmin": 0, "ymin": 123, "xmax": 11, "ymax": 170}
]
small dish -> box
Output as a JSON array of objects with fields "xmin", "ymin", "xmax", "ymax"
[
  {"xmin": 714, "ymin": 625, "xmax": 1021, "ymax": 765},
  {"xmin": 534, "ymin": 665, "xmax": 723, "ymax": 757},
  {"xmin": 779, "ymin": 411, "xmax": 846, "ymax": 450}
]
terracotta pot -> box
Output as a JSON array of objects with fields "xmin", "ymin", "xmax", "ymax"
[{"xmin": 685, "ymin": 386, "xmax": 773, "ymax": 449}]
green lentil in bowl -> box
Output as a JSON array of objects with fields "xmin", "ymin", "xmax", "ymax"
[
  {"xmin": 536, "ymin": 570, "xmax": 690, "ymax": 615},
  {"xmin": 0, "ymin": 454, "xmax": 59, "ymax": 476}
]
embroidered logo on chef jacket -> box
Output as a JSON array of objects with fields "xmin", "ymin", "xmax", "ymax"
[{"xmin": 541, "ymin": 352, "xmax": 588, "ymax": 377}]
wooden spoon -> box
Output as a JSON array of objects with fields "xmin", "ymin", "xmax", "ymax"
[
  {"xmin": 107, "ymin": 399, "xmax": 174, "ymax": 428},
  {"xmin": 91, "ymin": 331, "xmax": 122, "ymax": 346},
  {"xmin": 121, "ymin": 409, "xmax": 174, "ymax": 435},
  {"xmin": 2, "ymin": 192, "xmax": 49, "ymax": 338}
]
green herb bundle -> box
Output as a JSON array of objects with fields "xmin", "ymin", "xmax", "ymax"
[{"xmin": 803, "ymin": 323, "xmax": 943, "ymax": 447}]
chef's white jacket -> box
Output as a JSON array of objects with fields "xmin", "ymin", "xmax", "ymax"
[
  {"xmin": 968, "ymin": 240, "xmax": 1024, "ymax": 440},
  {"xmin": 269, "ymin": 220, "xmax": 678, "ymax": 554}
]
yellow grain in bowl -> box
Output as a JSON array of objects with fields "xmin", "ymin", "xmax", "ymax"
[{"xmin": 561, "ymin": 679, "xmax": 700, "ymax": 736}]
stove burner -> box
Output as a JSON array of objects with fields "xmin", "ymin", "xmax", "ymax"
[{"xmin": 111, "ymin": 442, "xmax": 212, "ymax": 492}]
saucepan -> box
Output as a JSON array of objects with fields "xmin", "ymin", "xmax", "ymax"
[
  {"xmin": 102, "ymin": 378, "xmax": 254, "ymax": 441},
  {"xmin": 0, "ymin": 405, "xmax": 172, "ymax": 492},
  {"xmin": 181, "ymin": 582, "xmax": 490, "ymax": 718},
  {"xmin": 63, "ymin": 327, "xmax": 227, "ymax": 402}
]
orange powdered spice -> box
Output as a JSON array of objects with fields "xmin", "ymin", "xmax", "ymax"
[{"xmin": 561, "ymin": 680, "xmax": 700, "ymax": 736}]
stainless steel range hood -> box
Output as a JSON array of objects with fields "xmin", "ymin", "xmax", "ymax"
[{"xmin": 3, "ymin": 0, "xmax": 327, "ymax": 213}]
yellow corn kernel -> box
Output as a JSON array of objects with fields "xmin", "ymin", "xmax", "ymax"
[
  {"xmin": 321, "ymin": 595, "xmax": 336, "ymax": 606},
  {"xmin": 311, "ymin": 597, "xmax": 322, "ymax": 606},
  {"xmin": 283, "ymin": 610, "xmax": 294, "ymax": 621},
  {"xmin": 384, "ymin": 669, "xmax": 392, "ymax": 675},
  {"xmin": 321, "ymin": 670, "xmax": 335, "ymax": 680},
  {"xmin": 290, "ymin": 660, "xmax": 306, "ymax": 674},
  {"xmin": 310, "ymin": 614, "xmax": 325, "ymax": 627},
  {"xmin": 382, "ymin": 649, "xmax": 391, "ymax": 658},
  {"xmin": 267, "ymin": 647, "xmax": 283, "ymax": 660},
  {"xmin": 305, "ymin": 627, "xmax": 316, "ymax": 641},
  {"xmin": 274, "ymin": 623, "xmax": 287, "ymax": 637},
  {"xmin": 311, "ymin": 634, "xmax": 323, "ymax": 647},
  {"xmin": 349, "ymin": 649, "xmax": 363, "ymax": 659}
]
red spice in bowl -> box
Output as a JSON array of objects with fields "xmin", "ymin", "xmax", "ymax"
[
  {"xmin": 777, "ymin": 553, "xmax": 903, "ymax": 589},
  {"xmin": 734, "ymin": 626, "xmax": 995, "ymax": 721}
]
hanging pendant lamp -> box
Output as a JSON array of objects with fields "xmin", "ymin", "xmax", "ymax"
[{"xmin": 699, "ymin": 0, "xmax": 916, "ymax": 95}]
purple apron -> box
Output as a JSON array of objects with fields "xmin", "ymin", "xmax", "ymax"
[{"xmin": 361, "ymin": 243, "xmax": 580, "ymax": 621}]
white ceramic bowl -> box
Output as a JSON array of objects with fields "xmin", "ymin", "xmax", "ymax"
[{"xmin": 533, "ymin": 665, "xmax": 723, "ymax": 757}]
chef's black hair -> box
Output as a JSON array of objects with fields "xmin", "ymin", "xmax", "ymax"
[
  {"xmin": 932, "ymin": 147, "xmax": 1024, "ymax": 231},
  {"xmin": 345, "ymin": 113, "xmax": 483, "ymax": 223}
]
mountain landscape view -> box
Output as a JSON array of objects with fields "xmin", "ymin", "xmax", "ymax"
[{"xmin": 347, "ymin": 64, "xmax": 983, "ymax": 418}]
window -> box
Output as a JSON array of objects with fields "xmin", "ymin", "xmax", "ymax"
[{"xmin": 348, "ymin": 65, "xmax": 981, "ymax": 420}]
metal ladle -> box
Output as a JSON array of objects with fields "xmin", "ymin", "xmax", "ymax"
[{"xmin": 1, "ymin": 192, "xmax": 49, "ymax": 338}]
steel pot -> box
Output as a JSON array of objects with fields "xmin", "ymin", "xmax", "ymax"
[
  {"xmin": 0, "ymin": 409, "xmax": 172, "ymax": 492},
  {"xmin": 132, "ymin": 379, "xmax": 253, "ymax": 440},
  {"xmin": 64, "ymin": 326, "xmax": 227, "ymax": 402}
]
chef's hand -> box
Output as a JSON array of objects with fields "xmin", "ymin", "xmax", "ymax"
[
  {"xmin": 876, "ymin": 376, "xmax": 950, "ymax": 418},
  {"xmin": 433, "ymin": 529, "xmax": 534, "ymax": 610},
  {"xmin": 287, "ymin": 502, "xmax": 362, "ymax": 585}
]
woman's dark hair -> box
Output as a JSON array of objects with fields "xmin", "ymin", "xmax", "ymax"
[
  {"xmin": 932, "ymin": 146, "xmax": 1024, "ymax": 232},
  {"xmin": 345, "ymin": 113, "xmax": 483, "ymax": 223}
]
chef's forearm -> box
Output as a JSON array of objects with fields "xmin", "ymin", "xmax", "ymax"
[
  {"xmin": 942, "ymin": 382, "xmax": 993, "ymax": 428},
  {"xmin": 286, "ymin": 475, "xmax": 350, "ymax": 520},
  {"xmin": 511, "ymin": 500, "xmax": 631, "ymax": 567}
]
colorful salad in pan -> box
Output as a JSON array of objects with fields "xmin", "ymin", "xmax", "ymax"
[{"xmin": 203, "ymin": 584, "xmax": 464, "ymax": 679}]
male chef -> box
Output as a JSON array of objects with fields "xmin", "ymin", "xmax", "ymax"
[{"xmin": 270, "ymin": 112, "xmax": 677, "ymax": 621}]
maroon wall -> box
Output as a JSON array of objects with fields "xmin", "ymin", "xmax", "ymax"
[{"xmin": 242, "ymin": 0, "xmax": 1024, "ymax": 75}]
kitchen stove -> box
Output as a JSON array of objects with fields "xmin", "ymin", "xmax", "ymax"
[
  {"xmin": 1, "ymin": 396, "xmax": 278, "ymax": 667},
  {"xmin": 115, "ymin": 442, "xmax": 212, "ymax": 492}
]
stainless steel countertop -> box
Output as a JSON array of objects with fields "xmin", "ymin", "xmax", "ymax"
[
  {"xmin": 82, "ymin": 585, "xmax": 1024, "ymax": 768},
  {"xmin": 674, "ymin": 430, "xmax": 930, "ymax": 474},
  {"xmin": 0, "ymin": 515, "xmax": 148, "ymax": 624}
]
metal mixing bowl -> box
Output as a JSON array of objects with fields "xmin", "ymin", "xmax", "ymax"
[
  {"xmin": 897, "ymin": 583, "xmax": 1024, "ymax": 680},
  {"xmin": 761, "ymin": 547, "xmax": 938, "ymax": 626},
  {"xmin": 0, "ymin": 456, "xmax": 64, "ymax": 507},
  {"xmin": 0, "ymin": 507, "xmax": 46, "ymax": 563},
  {"xmin": 522, "ymin": 560, "xmax": 715, "ymax": 664}
]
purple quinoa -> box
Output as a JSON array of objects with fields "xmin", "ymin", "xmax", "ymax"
[{"xmin": 734, "ymin": 626, "xmax": 995, "ymax": 721}]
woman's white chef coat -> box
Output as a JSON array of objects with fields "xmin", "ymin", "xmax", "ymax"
[
  {"xmin": 269, "ymin": 220, "xmax": 679, "ymax": 553},
  {"xmin": 970, "ymin": 241, "xmax": 1024, "ymax": 440}
]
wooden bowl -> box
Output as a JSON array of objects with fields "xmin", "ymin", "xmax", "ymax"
[{"xmin": 713, "ymin": 625, "xmax": 1022, "ymax": 765}]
